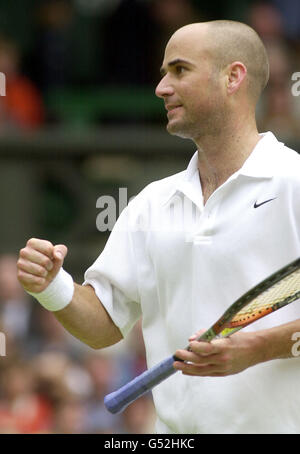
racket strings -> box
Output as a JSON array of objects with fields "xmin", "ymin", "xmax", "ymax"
[{"xmin": 229, "ymin": 268, "xmax": 300, "ymax": 327}]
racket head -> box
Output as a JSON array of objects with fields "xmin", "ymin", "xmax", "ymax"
[{"xmin": 198, "ymin": 258, "xmax": 300, "ymax": 342}]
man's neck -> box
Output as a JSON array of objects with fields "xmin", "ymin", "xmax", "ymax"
[{"xmin": 194, "ymin": 125, "xmax": 261, "ymax": 205}]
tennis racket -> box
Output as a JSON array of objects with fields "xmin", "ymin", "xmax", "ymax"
[{"xmin": 104, "ymin": 257, "xmax": 300, "ymax": 414}]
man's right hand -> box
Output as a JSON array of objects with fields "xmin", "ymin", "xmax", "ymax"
[{"xmin": 17, "ymin": 238, "xmax": 68, "ymax": 294}]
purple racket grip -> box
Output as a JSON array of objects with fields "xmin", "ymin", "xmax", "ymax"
[{"xmin": 104, "ymin": 355, "xmax": 177, "ymax": 414}]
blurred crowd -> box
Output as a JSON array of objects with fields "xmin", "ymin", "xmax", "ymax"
[
  {"xmin": 0, "ymin": 254, "xmax": 155, "ymax": 433},
  {"xmin": 1, "ymin": 0, "xmax": 300, "ymax": 435},
  {"xmin": 0, "ymin": 0, "xmax": 298, "ymax": 140}
]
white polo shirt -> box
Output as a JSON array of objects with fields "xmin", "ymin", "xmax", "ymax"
[{"xmin": 84, "ymin": 132, "xmax": 300, "ymax": 434}]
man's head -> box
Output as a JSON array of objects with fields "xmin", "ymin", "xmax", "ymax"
[{"xmin": 155, "ymin": 21, "xmax": 269, "ymax": 140}]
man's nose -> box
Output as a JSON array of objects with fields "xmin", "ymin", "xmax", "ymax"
[{"xmin": 155, "ymin": 75, "xmax": 175, "ymax": 99}]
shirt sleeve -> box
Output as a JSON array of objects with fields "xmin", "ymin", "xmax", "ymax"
[{"xmin": 83, "ymin": 204, "xmax": 142, "ymax": 338}]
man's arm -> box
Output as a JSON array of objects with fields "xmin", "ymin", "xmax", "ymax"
[
  {"xmin": 17, "ymin": 238, "xmax": 123, "ymax": 349},
  {"xmin": 54, "ymin": 283, "xmax": 123, "ymax": 349},
  {"xmin": 173, "ymin": 319, "xmax": 300, "ymax": 377}
]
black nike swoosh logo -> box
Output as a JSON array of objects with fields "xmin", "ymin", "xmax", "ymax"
[{"xmin": 254, "ymin": 197, "xmax": 277, "ymax": 208}]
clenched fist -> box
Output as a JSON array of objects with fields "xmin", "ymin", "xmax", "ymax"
[{"xmin": 17, "ymin": 238, "xmax": 68, "ymax": 294}]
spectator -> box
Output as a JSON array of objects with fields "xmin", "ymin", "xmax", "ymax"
[
  {"xmin": 31, "ymin": 0, "xmax": 74, "ymax": 90},
  {"xmin": 256, "ymin": 43, "xmax": 300, "ymax": 140},
  {"xmin": 249, "ymin": 2, "xmax": 300, "ymax": 141},
  {"xmin": 52, "ymin": 397, "xmax": 85, "ymax": 434},
  {"xmin": 0, "ymin": 361, "xmax": 53, "ymax": 433},
  {"xmin": 102, "ymin": 0, "xmax": 160, "ymax": 85},
  {"xmin": 271, "ymin": 0, "xmax": 300, "ymax": 41},
  {"xmin": 32, "ymin": 351, "xmax": 92, "ymax": 433},
  {"xmin": 249, "ymin": 1, "xmax": 284, "ymax": 44},
  {"xmin": 81, "ymin": 352, "xmax": 122, "ymax": 433},
  {"xmin": 0, "ymin": 254, "xmax": 33, "ymax": 351},
  {"xmin": 0, "ymin": 38, "xmax": 44, "ymax": 130}
]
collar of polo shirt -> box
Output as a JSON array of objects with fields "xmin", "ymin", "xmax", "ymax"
[{"xmin": 162, "ymin": 131, "xmax": 281, "ymax": 208}]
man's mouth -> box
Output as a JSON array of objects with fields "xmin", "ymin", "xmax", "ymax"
[{"xmin": 165, "ymin": 104, "xmax": 182, "ymax": 114}]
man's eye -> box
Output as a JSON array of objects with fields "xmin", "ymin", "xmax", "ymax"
[{"xmin": 175, "ymin": 66, "xmax": 186, "ymax": 75}]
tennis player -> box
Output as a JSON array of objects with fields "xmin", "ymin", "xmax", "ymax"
[{"xmin": 17, "ymin": 21, "xmax": 300, "ymax": 433}]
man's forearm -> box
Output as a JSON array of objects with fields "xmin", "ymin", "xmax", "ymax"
[
  {"xmin": 54, "ymin": 283, "xmax": 123, "ymax": 349},
  {"xmin": 256, "ymin": 318, "xmax": 300, "ymax": 361}
]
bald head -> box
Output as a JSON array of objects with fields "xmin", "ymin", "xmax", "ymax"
[
  {"xmin": 171, "ymin": 20, "xmax": 270, "ymax": 104},
  {"xmin": 157, "ymin": 21, "xmax": 268, "ymax": 140}
]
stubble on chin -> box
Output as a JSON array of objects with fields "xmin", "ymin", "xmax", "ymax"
[{"xmin": 166, "ymin": 119, "xmax": 199, "ymax": 140}]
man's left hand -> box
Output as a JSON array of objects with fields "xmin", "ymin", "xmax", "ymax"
[{"xmin": 174, "ymin": 331, "xmax": 265, "ymax": 377}]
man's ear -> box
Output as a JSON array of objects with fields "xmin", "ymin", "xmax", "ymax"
[{"xmin": 226, "ymin": 61, "xmax": 247, "ymax": 95}]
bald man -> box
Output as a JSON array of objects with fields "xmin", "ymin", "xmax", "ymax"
[{"xmin": 17, "ymin": 21, "xmax": 300, "ymax": 433}]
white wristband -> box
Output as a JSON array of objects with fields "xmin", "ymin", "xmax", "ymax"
[{"xmin": 27, "ymin": 268, "xmax": 74, "ymax": 312}]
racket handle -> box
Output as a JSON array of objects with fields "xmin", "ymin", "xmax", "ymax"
[{"xmin": 104, "ymin": 355, "xmax": 177, "ymax": 414}]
